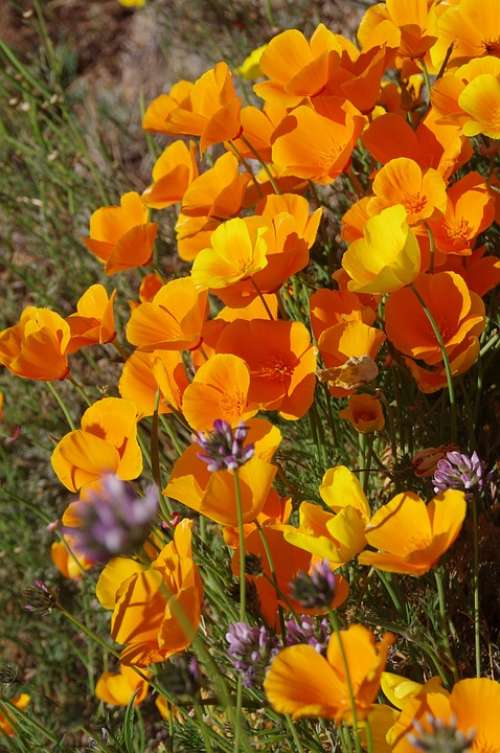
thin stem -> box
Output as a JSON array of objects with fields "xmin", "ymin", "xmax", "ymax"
[
  {"xmin": 234, "ymin": 470, "xmax": 246, "ymax": 621},
  {"xmin": 256, "ymin": 522, "xmax": 287, "ymax": 640},
  {"xmin": 434, "ymin": 570, "xmax": 459, "ymax": 682},
  {"xmin": 69, "ymin": 375, "xmax": 92, "ymax": 406},
  {"xmin": 250, "ymin": 277, "xmax": 275, "ymax": 320},
  {"xmin": 239, "ymin": 134, "xmax": 281, "ymax": 194},
  {"xmin": 375, "ymin": 570, "xmax": 403, "ymax": 615},
  {"xmin": 46, "ymin": 381, "xmax": 75, "ymax": 430},
  {"xmin": 471, "ymin": 494, "xmax": 481, "ymax": 677},
  {"xmin": 194, "ymin": 700, "xmax": 214, "ymax": 753},
  {"xmin": 159, "ymin": 414, "xmax": 184, "ymax": 456},
  {"xmin": 227, "ymin": 140, "xmax": 265, "ymax": 198},
  {"xmin": 286, "ymin": 716, "xmax": 305, "ymax": 753},
  {"xmin": 233, "ymin": 469, "xmax": 248, "ymax": 753},
  {"xmin": 365, "ymin": 717, "xmax": 374, "ymax": 753},
  {"xmin": 410, "ymin": 283, "xmax": 457, "ymax": 443},
  {"xmin": 328, "ymin": 611, "xmax": 362, "ymax": 753}
]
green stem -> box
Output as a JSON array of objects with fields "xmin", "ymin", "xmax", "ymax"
[
  {"xmin": 375, "ymin": 570, "xmax": 403, "ymax": 615},
  {"xmin": 471, "ymin": 494, "xmax": 481, "ymax": 677},
  {"xmin": 227, "ymin": 139, "xmax": 265, "ymax": 199},
  {"xmin": 194, "ymin": 700, "xmax": 214, "ymax": 753},
  {"xmin": 434, "ymin": 570, "xmax": 459, "ymax": 682},
  {"xmin": 46, "ymin": 381, "xmax": 75, "ymax": 430},
  {"xmin": 328, "ymin": 612, "xmax": 362, "ymax": 753},
  {"xmin": 233, "ymin": 471, "xmax": 246, "ymax": 621},
  {"xmin": 159, "ymin": 414, "xmax": 184, "ymax": 455},
  {"xmin": 239, "ymin": 134, "xmax": 281, "ymax": 194},
  {"xmin": 250, "ymin": 277, "xmax": 275, "ymax": 320},
  {"xmin": 286, "ymin": 716, "xmax": 305, "ymax": 753},
  {"xmin": 410, "ymin": 283, "xmax": 457, "ymax": 443},
  {"xmin": 256, "ymin": 522, "xmax": 287, "ymax": 640}
]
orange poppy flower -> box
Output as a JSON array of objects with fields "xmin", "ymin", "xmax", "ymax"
[
  {"xmin": 214, "ymin": 319, "xmax": 317, "ymax": 420},
  {"xmin": 438, "ymin": 246, "xmax": 500, "ymax": 298},
  {"xmin": 284, "ymin": 465, "xmax": 371, "ymax": 566},
  {"xmin": 118, "ymin": 350, "xmax": 188, "ymax": 419},
  {"xmin": 142, "ymin": 79, "xmax": 194, "ymax": 132},
  {"xmin": 0, "ymin": 307, "xmax": 70, "ymax": 381},
  {"xmin": 223, "ymin": 487, "xmax": 292, "ymax": 548},
  {"xmin": 142, "ymin": 140, "xmax": 198, "ymax": 209},
  {"xmin": 181, "ymin": 353, "xmax": 256, "ymax": 431},
  {"xmin": 342, "ymin": 205, "xmax": 421, "ymax": 294},
  {"xmin": 264, "ymin": 624, "xmax": 393, "ymax": 723},
  {"xmin": 51, "ymin": 537, "xmax": 92, "ymax": 579},
  {"xmin": 96, "ymin": 664, "xmax": 149, "ymax": 707},
  {"xmin": 138, "ymin": 273, "xmax": 164, "ymax": 302},
  {"xmin": 339, "ymin": 394, "xmax": 385, "ymax": 433},
  {"xmin": 229, "ymin": 103, "xmax": 285, "ymax": 163},
  {"xmin": 96, "ymin": 520, "xmax": 202, "ymax": 666},
  {"xmin": 51, "ymin": 397, "xmax": 142, "ymax": 492},
  {"xmin": 126, "ymin": 277, "xmax": 207, "ymax": 351},
  {"xmin": 309, "ymin": 289, "xmax": 375, "ymax": 342},
  {"xmin": 164, "ymin": 418, "xmax": 280, "ymax": 527},
  {"xmin": 84, "ymin": 192, "xmax": 157, "ymax": 275},
  {"xmin": 255, "ymin": 24, "xmax": 385, "ymax": 113},
  {"xmin": 0, "ymin": 693, "xmax": 30, "ymax": 736},
  {"xmin": 389, "ymin": 677, "xmax": 500, "ymax": 753},
  {"xmin": 318, "ymin": 320, "xmax": 386, "ymax": 396},
  {"xmin": 368, "ymin": 158, "xmax": 447, "ymax": 226},
  {"xmin": 361, "ymin": 111, "xmax": 471, "ymax": 180},
  {"xmin": 358, "ymin": 489, "xmax": 466, "ymax": 576},
  {"xmin": 176, "ymin": 152, "xmax": 250, "ymax": 262},
  {"xmin": 428, "ymin": 172, "xmax": 495, "ymax": 256},
  {"xmin": 357, "ymin": 0, "xmax": 437, "ymax": 59},
  {"xmin": 254, "ymin": 25, "xmax": 346, "ymax": 108},
  {"xmin": 217, "ymin": 194, "xmax": 321, "ymax": 307},
  {"xmin": 191, "ymin": 217, "xmax": 269, "ymax": 291},
  {"xmin": 459, "ymin": 72, "xmax": 500, "ymax": 140},
  {"xmin": 272, "ymin": 102, "xmax": 365, "ymax": 184},
  {"xmin": 435, "ymin": 0, "xmax": 500, "ymax": 65},
  {"xmin": 143, "ymin": 62, "xmax": 241, "ymax": 151},
  {"xmin": 66, "ymin": 284, "xmax": 116, "ymax": 354},
  {"xmin": 385, "ymin": 271, "xmax": 485, "ymax": 367}
]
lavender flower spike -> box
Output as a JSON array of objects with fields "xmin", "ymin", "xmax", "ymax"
[
  {"xmin": 194, "ymin": 419, "xmax": 255, "ymax": 472},
  {"xmin": 433, "ymin": 450, "xmax": 484, "ymax": 495},
  {"xmin": 61, "ymin": 474, "xmax": 158, "ymax": 564},
  {"xmin": 290, "ymin": 559, "xmax": 337, "ymax": 609},
  {"xmin": 226, "ymin": 622, "xmax": 279, "ymax": 688},
  {"xmin": 285, "ymin": 615, "xmax": 331, "ymax": 655}
]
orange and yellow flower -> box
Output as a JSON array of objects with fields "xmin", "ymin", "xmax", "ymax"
[
  {"xmin": 51, "ymin": 397, "xmax": 142, "ymax": 492},
  {"xmin": 358, "ymin": 489, "xmax": 466, "ymax": 576},
  {"xmin": 264, "ymin": 624, "xmax": 393, "ymax": 723},
  {"xmin": 84, "ymin": 192, "xmax": 157, "ymax": 275},
  {"xmin": 66, "ymin": 284, "xmax": 116, "ymax": 354},
  {"xmin": 0, "ymin": 307, "xmax": 70, "ymax": 381}
]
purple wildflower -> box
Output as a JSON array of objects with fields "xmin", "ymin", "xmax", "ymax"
[
  {"xmin": 23, "ymin": 580, "xmax": 57, "ymax": 615},
  {"xmin": 60, "ymin": 474, "xmax": 158, "ymax": 564},
  {"xmin": 285, "ymin": 615, "xmax": 331, "ymax": 654},
  {"xmin": 194, "ymin": 419, "xmax": 254, "ymax": 472},
  {"xmin": 290, "ymin": 559, "xmax": 337, "ymax": 609},
  {"xmin": 407, "ymin": 714, "xmax": 475, "ymax": 753},
  {"xmin": 433, "ymin": 451, "xmax": 484, "ymax": 495},
  {"xmin": 226, "ymin": 622, "xmax": 279, "ymax": 688}
]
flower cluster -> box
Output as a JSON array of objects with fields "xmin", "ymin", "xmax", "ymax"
[{"xmin": 1, "ymin": 0, "xmax": 499, "ymax": 747}]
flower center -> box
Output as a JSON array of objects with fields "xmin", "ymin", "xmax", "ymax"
[
  {"xmin": 254, "ymin": 357, "xmax": 295, "ymax": 383},
  {"xmin": 403, "ymin": 193, "xmax": 428, "ymax": 216},
  {"xmin": 445, "ymin": 218, "xmax": 473, "ymax": 242},
  {"xmin": 220, "ymin": 391, "xmax": 247, "ymax": 418},
  {"xmin": 482, "ymin": 37, "xmax": 500, "ymax": 56}
]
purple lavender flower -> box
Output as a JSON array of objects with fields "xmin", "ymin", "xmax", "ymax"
[
  {"xmin": 407, "ymin": 714, "xmax": 475, "ymax": 753},
  {"xmin": 226, "ymin": 622, "xmax": 279, "ymax": 687},
  {"xmin": 290, "ymin": 559, "xmax": 337, "ymax": 609},
  {"xmin": 61, "ymin": 474, "xmax": 158, "ymax": 564},
  {"xmin": 285, "ymin": 615, "xmax": 331, "ymax": 654},
  {"xmin": 194, "ymin": 419, "xmax": 254, "ymax": 472},
  {"xmin": 433, "ymin": 451, "xmax": 484, "ymax": 495}
]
